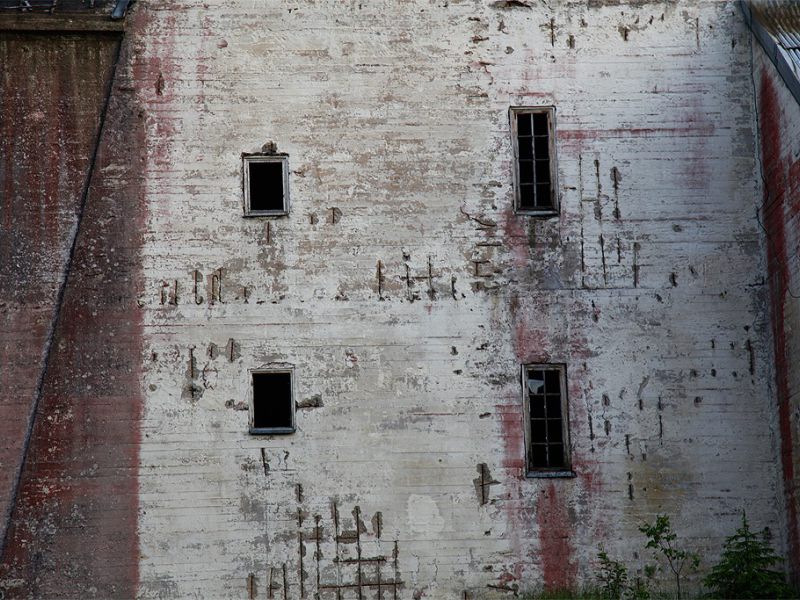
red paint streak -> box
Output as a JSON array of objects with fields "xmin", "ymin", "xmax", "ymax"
[
  {"xmin": 759, "ymin": 71, "xmax": 800, "ymax": 579},
  {"xmin": 789, "ymin": 159, "xmax": 800, "ymax": 220},
  {"xmin": 495, "ymin": 207, "xmax": 604, "ymax": 590},
  {"xmin": 502, "ymin": 209, "xmax": 532, "ymax": 273},
  {"xmin": 537, "ymin": 483, "xmax": 577, "ymax": 591},
  {"xmin": 496, "ymin": 402, "xmax": 526, "ymax": 475},
  {"xmin": 495, "ymin": 390, "xmax": 534, "ymax": 588}
]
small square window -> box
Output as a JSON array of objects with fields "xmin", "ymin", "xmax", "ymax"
[
  {"xmin": 250, "ymin": 369, "xmax": 295, "ymax": 434},
  {"xmin": 523, "ymin": 364, "xmax": 573, "ymax": 477},
  {"xmin": 243, "ymin": 155, "xmax": 289, "ymax": 216},
  {"xmin": 510, "ymin": 107, "xmax": 558, "ymax": 216}
]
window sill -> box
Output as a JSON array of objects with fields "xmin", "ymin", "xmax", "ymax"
[
  {"xmin": 516, "ymin": 208, "xmax": 559, "ymax": 218},
  {"xmin": 243, "ymin": 211, "xmax": 289, "ymax": 218},
  {"xmin": 526, "ymin": 470, "xmax": 576, "ymax": 479},
  {"xmin": 249, "ymin": 427, "xmax": 296, "ymax": 436}
]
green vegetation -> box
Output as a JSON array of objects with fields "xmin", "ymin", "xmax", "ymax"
[
  {"xmin": 522, "ymin": 512, "xmax": 795, "ymax": 600},
  {"xmin": 523, "ymin": 589, "xmax": 604, "ymax": 599},
  {"xmin": 596, "ymin": 548, "xmax": 629, "ymax": 599},
  {"xmin": 639, "ymin": 515, "xmax": 700, "ymax": 600},
  {"xmin": 703, "ymin": 512, "xmax": 793, "ymax": 599}
]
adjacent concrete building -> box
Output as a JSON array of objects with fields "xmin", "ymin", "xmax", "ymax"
[{"xmin": 1, "ymin": 0, "xmax": 799, "ymax": 597}]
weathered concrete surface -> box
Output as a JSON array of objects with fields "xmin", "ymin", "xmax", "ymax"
[
  {"xmin": 0, "ymin": 31, "xmax": 119, "ymax": 552},
  {"xmin": 755, "ymin": 41, "xmax": 800, "ymax": 581},
  {"xmin": 128, "ymin": 1, "xmax": 784, "ymax": 598},
  {"xmin": 0, "ymin": 0, "xmax": 792, "ymax": 597},
  {"xmin": 0, "ymin": 30, "xmax": 147, "ymax": 599}
]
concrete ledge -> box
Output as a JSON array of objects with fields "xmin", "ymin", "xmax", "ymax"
[{"xmin": 0, "ymin": 14, "xmax": 123, "ymax": 33}]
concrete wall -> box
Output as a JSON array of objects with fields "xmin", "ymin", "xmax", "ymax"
[
  {"xmin": 0, "ymin": 27, "xmax": 145, "ymax": 599},
  {"xmin": 0, "ymin": 32, "xmax": 118, "ymax": 539},
  {"xmin": 130, "ymin": 1, "xmax": 783, "ymax": 597},
  {"xmin": 0, "ymin": 0, "xmax": 791, "ymax": 598},
  {"xmin": 755, "ymin": 39, "xmax": 800, "ymax": 580}
]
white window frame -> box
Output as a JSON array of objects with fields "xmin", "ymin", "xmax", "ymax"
[{"xmin": 242, "ymin": 154, "xmax": 290, "ymax": 217}]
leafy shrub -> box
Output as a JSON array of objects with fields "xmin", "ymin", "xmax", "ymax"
[
  {"xmin": 639, "ymin": 515, "xmax": 699, "ymax": 600},
  {"xmin": 597, "ymin": 548, "xmax": 629, "ymax": 598},
  {"xmin": 595, "ymin": 548, "xmax": 651, "ymax": 600}
]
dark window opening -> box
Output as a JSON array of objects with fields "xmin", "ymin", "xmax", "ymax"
[
  {"xmin": 525, "ymin": 364, "xmax": 571, "ymax": 474},
  {"xmin": 251, "ymin": 370, "xmax": 294, "ymax": 434},
  {"xmin": 512, "ymin": 107, "xmax": 557, "ymax": 214},
  {"xmin": 244, "ymin": 156, "xmax": 288, "ymax": 215}
]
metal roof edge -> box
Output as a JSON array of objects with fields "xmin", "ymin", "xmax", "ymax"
[{"xmin": 740, "ymin": 0, "xmax": 800, "ymax": 107}]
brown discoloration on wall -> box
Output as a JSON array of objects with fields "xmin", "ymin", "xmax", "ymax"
[
  {"xmin": 0, "ymin": 27, "xmax": 146, "ymax": 598},
  {"xmin": 0, "ymin": 32, "xmax": 119, "ymax": 542}
]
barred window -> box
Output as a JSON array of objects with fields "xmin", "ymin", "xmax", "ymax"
[
  {"xmin": 524, "ymin": 364, "xmax": 572, "ymax": 476},
  {"xmin": 511, "ymin": 107, "xmax": 558, "ymax": 215}
]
